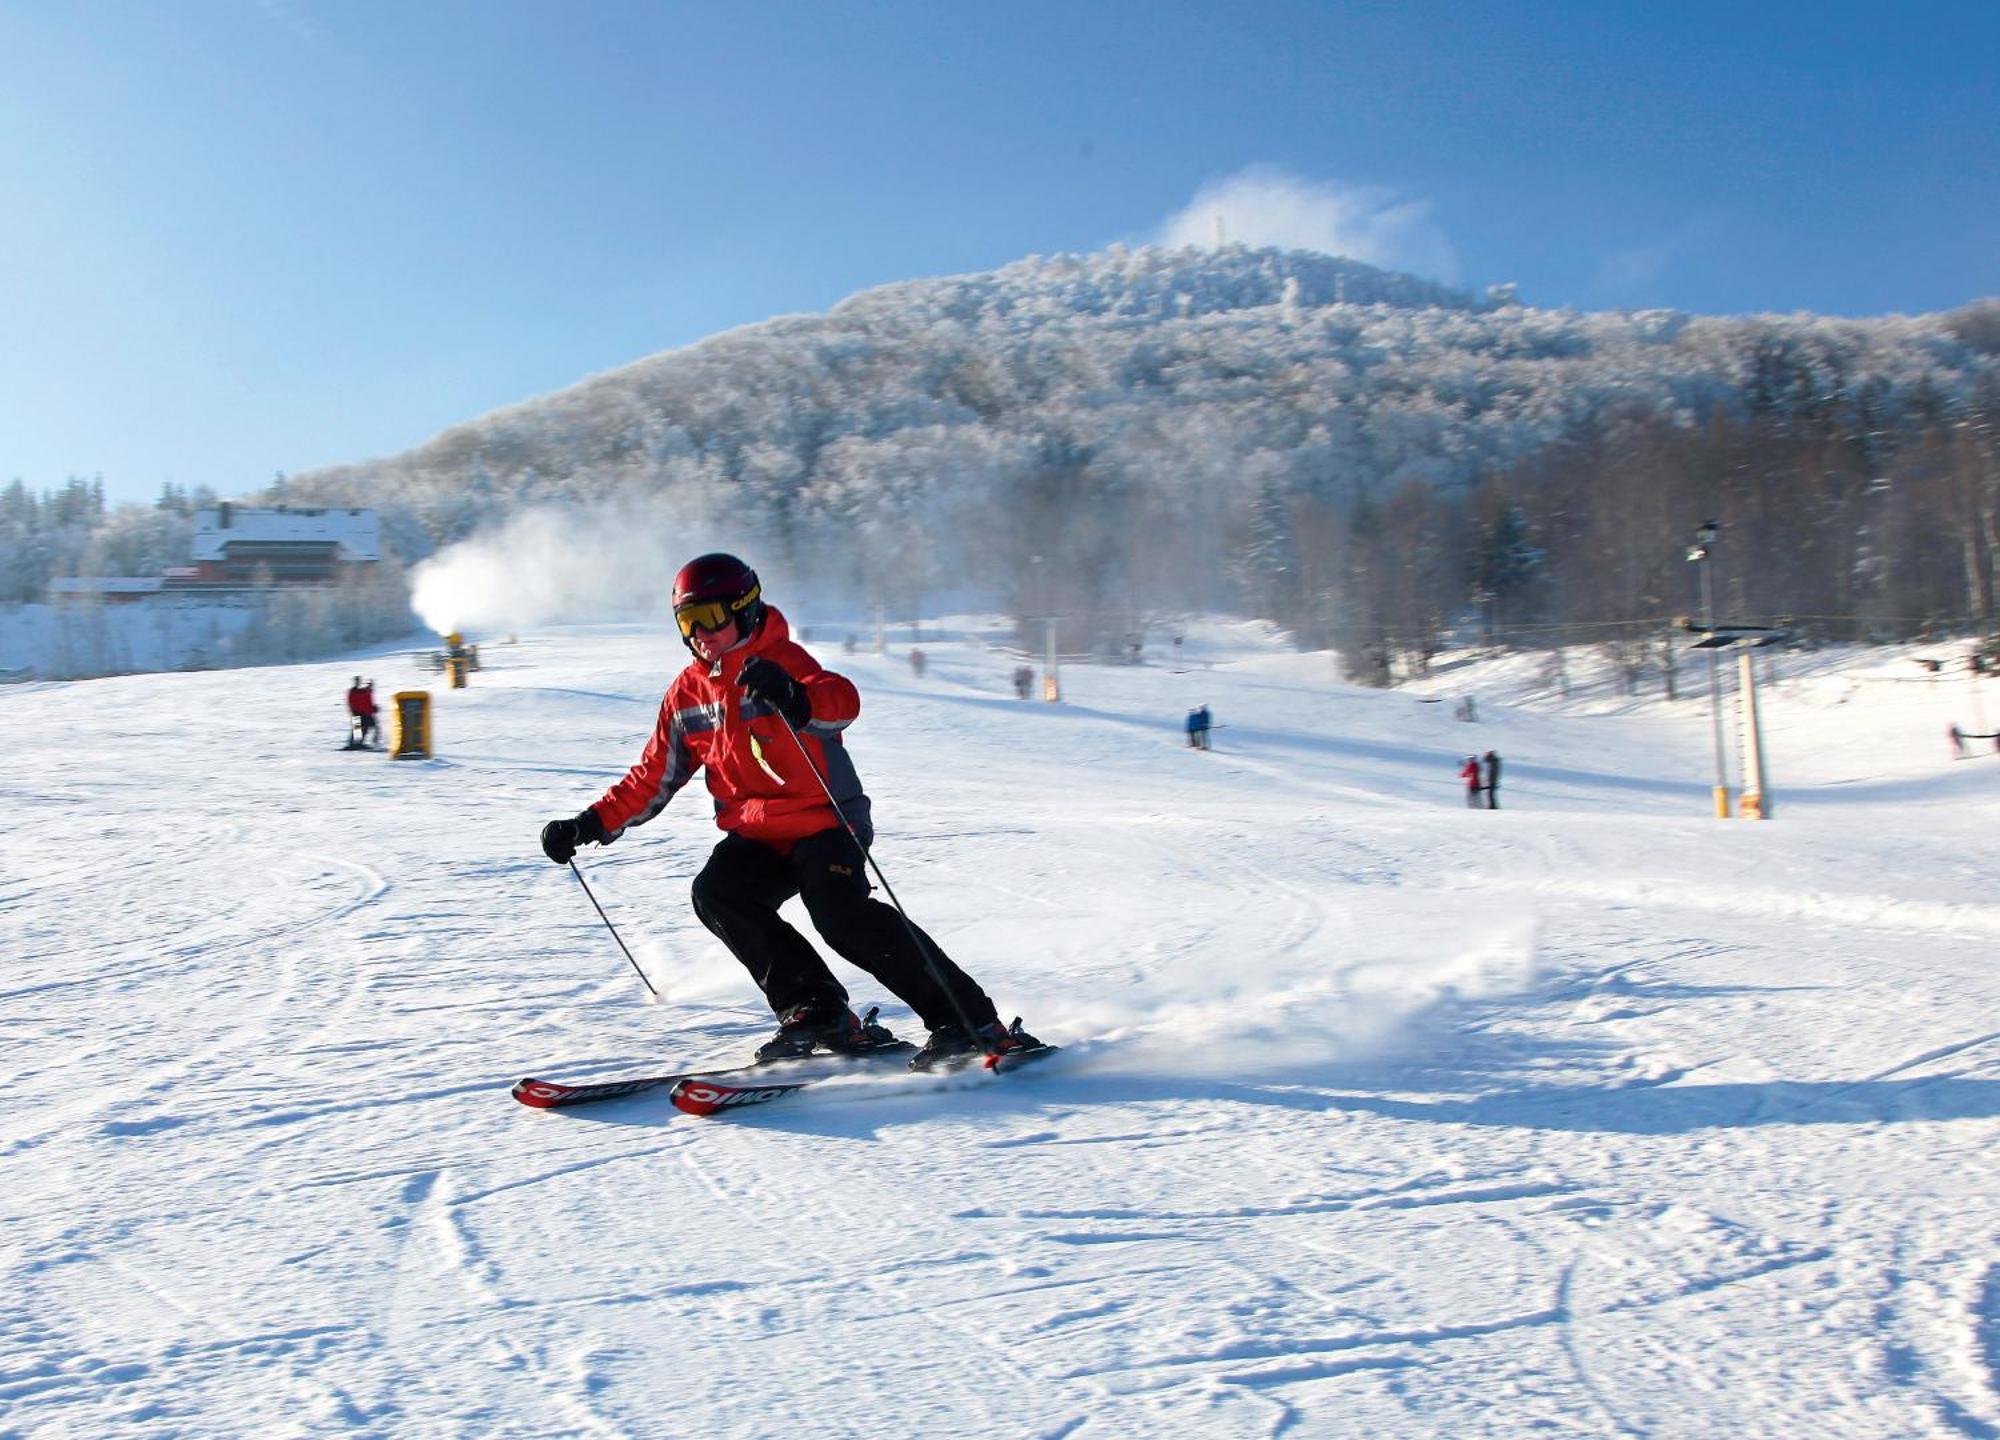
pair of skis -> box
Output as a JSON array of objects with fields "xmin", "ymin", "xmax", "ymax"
[{"xmin": 513, "ymin": 1035, "xmax": 1058, "ymax": 1118}]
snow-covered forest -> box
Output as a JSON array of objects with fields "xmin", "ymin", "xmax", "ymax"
[
  {"xmin": 12, "ymin": 248, "xmax": 1999, "ymax": 681},
  {"xmin": 0, "ymin": 480, "xmax": 415, "ymax": 679},
  {"xmin": 0, "ymin": 480, "xmax": 212, "ymax": 605},
  {"xmin": 258, "ymin": 246, "xmax": 2000, "ymax": 674}
]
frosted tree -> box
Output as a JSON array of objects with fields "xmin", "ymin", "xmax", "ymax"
[{"xmin": 231, "ymin": 244, "xmax": 1998, "ymax": 654}]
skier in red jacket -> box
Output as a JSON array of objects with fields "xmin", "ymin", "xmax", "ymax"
[
  {"xmin": 1459, "ymin": 755, "xmax": 1483, "ymax": 807},
  {"xmin": 540, "ymin": 553, "xmax": 1038, "ymax": 1070},
  {"xmin": 345, "ymin": 676, "xmax": 378, "ymax": 747}
]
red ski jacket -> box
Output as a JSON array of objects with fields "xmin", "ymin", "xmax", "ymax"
[
  {"xmin": 347, "ymin": 687, "xmax": 376, "ymax": 717},
  {"xmin": 589, "ymin": 606, "xmax": 867, "ymax": 848}
]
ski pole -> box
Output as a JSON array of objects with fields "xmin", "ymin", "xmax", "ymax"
[
  {"xmin": 771, "ymin": 713, "xmax": 987, "ymax": 1041},
  {"xmin": 568, "ymin": 858, "xmax": 660, "ymax": 998}
]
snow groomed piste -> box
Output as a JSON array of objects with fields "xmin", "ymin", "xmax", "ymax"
[{"xmin": 8, "ymin": 617, "xmax": 2000, "ymax": 1437}]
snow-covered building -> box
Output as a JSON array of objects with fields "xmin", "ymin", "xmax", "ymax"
[{"xmin": 173, "ymin": 504, "xmax": 381, "ymax": 589}]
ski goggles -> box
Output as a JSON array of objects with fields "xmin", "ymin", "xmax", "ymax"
[{"xmin": 673, "ymin": 583, "xmax": 761, "ymax": 637}]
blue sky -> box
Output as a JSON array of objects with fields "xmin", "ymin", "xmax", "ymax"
[{"xmin": 3, "ymin": 1, "xmax": 1995, "ymax": 505}]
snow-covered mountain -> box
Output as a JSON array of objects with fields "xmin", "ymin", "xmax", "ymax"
[
  {"xmin": 267, "ymin": 247, "xmax": 1998, "ymax": 658},
  {"xmin": 278, "ymin": 246, "xmax": 1996, "ymax": 556},
  {"xmin": 7, "ymin": 617, "xmax": 1998, "ymax": 1435},
  {"xmin": 283, "ymin": 248, "xmax": 1995, "ymax": 534}
]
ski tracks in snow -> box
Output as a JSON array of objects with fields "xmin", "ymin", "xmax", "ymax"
[
  {"xmin": 0, "ymin": 832, "xmax": 391, "ymax": 1161},
  {"xmin": 10, "ymin": 625, "xmax": 2000, "ymax": 1437}
]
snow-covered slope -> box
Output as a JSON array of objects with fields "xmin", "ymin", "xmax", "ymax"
[{"xmin": 6, "ymin": 620, "xmax": 1999, "ymax": 1437}]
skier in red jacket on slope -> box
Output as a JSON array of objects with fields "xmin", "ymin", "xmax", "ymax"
[
  {"xmin": 540, "ymin": 553, "xmax": 1039, "ymax": 1071},
  {"xmin": 346, "ymin": 676, "xmax": 378, "ymax": 747}
]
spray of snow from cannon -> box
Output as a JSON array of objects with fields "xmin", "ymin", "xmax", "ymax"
[{"xmin": 409, "ymin": 498, "xmax": 756, "ymax": 636}]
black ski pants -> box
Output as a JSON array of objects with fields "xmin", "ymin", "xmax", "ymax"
[{"xmin": 690, "ymin": 827, "xmax": 997, "ymax": 1034}]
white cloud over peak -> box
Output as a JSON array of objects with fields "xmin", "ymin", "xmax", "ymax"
[{"xmin": 1156, "ymin": 167, "xmax": 1459, "ymax": 284}]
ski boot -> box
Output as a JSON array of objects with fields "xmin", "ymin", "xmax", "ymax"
[
  {"xmin": 908, "ymin": 1016, "xmax": 1042, "ymax": 1072},
  {"xmin": 754, "ymin": 1003, "xmax": 898, "ymax": 1063}
]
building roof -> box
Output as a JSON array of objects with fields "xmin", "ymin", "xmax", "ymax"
[{"xmin": 192, "ymin": 506, "xmax": 381, "ymax": 563}]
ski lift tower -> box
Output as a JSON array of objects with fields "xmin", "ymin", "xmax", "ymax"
[
  {"xmin": 1685, "ymin": 521, "xmax": 1730, "ymax": 817},
  {"xmin": 1021, "ymin": 615, "xmax": 1064, "ymax": 701},
  {"xmin": 1682, "ymin": 619, "xmax": 1791, "ymax": 819},
  {"xmin": 1024, "ymin": 553, "xmax": 1064, "ymax": 701}
]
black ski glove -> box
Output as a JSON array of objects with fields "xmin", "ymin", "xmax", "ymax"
[
  {"xmin": 740, "ymin": 656, "xmax": 811, "ymax": 727},
  {"xmin": 541, "ymin": 807, "xmax": 607, "ymax": 865}
]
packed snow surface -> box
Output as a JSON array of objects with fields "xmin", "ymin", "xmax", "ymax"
[{"xmin": 5, "ymin": 618, "xmax": 1999, "ymax": 1438}]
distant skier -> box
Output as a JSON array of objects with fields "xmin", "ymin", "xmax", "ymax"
[
  {"xmin": 1460, "ymin": 755, "xmax": 1483, "ymax": 807},
  {"xmin": 1483, "ymin": 749, "xmax": 1502, "ymax": 809},
  {"xmin": 1949, "ymin": 723, "xmax": 1966, "ymax": 759},
  {"xmin": 909, "ymin": 648, "xmax": 927, "ymax": 677},
  {"xmin": 1186, "ymin": 705, "xmax": 1212, "ymax": 750},
  {"xmin": 345, "ymin": 677, "xmax": 378, "ymax": 748},
  {"xmin": 538, "ymin": 553, "xmax": 1039, "ymax": 1071},
  {"xmin": 1012, "ymin": 664, "xmax": 1035, "ymax": 700}
]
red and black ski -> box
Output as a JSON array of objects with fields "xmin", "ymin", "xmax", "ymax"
[
  {"xmin": 512, "ymin": 1042, "xmax": 916, "ymax": 1111},
  {"xmin": 512, "ymin": 1072, "xmax": 685, "ymax": 1108},
  {"xmin": 669, "ymin": 1041, "xmax": 1061, "ymax": 1117}
]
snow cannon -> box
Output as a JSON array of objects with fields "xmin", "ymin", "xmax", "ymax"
[
  {"xmin": 390, "ymin": 690, "xmax": 433, "ymax": 760},
  {"xmin": 442, "ymin": 631, "xmax": 474, "ymax": 689}
]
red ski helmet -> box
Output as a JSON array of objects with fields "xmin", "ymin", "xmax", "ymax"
[{"xmin": 671, "ymin": 553, "xmax": 764, "ymax": 650}]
